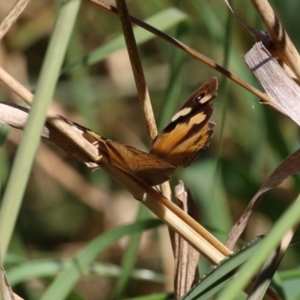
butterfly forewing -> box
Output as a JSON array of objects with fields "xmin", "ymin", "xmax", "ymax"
[{"xmin": 150, "ymin": 77, "xmax": 217, "ymax": 167}]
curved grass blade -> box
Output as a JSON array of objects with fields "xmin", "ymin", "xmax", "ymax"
[
  {"xmin": 181, "ymin": 237, "xmax": 262, "ymax": 300},
  {"xmin": 40, "ymin": 219, "xmax": 163, "ymax": 300}
]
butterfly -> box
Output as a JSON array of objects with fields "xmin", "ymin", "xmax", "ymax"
[{"xmin": 60, "ymin": 77, "xmax": 218, "ymax": 186}]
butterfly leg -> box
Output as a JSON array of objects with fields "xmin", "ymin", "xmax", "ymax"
[
  {"xmin": 91, "ymin": 154, "xmax": 103, "ymax": 172},
  {"xmin": 142, "ymin": 192, "xmax": 148, "ymax": 202}
]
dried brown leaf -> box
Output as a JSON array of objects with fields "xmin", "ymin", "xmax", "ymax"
[
  {"xmin": 226, "ymin": 147, "xmax": 300, "ymax": 249},
  {"xmin": 245, "ymin": 42, "xmax": 300, "ymax": 126},
  {"xmin": 248, "ymin": 227, "xmax": 295, "ymax": 300},
  {"xmin": 0, "ymin": 103, "xmax": 98, "ymax": 166}
]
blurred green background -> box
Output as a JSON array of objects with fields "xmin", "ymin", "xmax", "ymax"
[{"xmin": 1, "ymin": 0, "xmax": 300, "ymax": 299}]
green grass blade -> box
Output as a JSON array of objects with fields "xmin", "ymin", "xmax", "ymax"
[
  {"xmin": 123, "ymin": 293, "xmax": 172, "ymax": 300},
  {"xmin": 0, "ymin": 0, "xmax": 81, "ymax": 262},
  {"xmin": 7, "ymin": 259, "xmax": 167, "ymax": 286},
  {"xmin": 181, "ymin": 237, "xmax": 262, "ymax": 300},
  {"xmin": 112, "ymin": 204, "xmax": 150, "ymax": 299},
  {"xmin": 40, "ymin": 219, "xmax": 163, "ymax": 300},
  {"xmin": 216, "ymin": 194, "xmax": 300, "ymax": 299}
]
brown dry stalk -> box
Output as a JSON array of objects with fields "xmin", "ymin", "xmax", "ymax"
[
  {"xmin": 114, "ymin": 1, "xmax": 173, "ymax": 254},
  {"xmin": 0, "ymin": 67, "xmax": 99, "ymax": 162},
  {"xmin": 113, "ymin": 0, "xmax": 172, "ymax": 196},
  {"xmin": 115, "ymin": 0, "xmax": 158, "ymax": 141},
  {"xmin": 0, "ymin": 0, "xmax": 30, "ymax": 41},
  {"xmin": 90, "ymin": 0, "xmax": 273, "ymax": 105},
  {"xmin": 99, "ymin": 159, "xmax": 231, "ymax": 263}
]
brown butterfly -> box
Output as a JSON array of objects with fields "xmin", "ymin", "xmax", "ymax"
[{"xmin": 61, "ymin": 77, "xmax": 217, "ymax": 186}]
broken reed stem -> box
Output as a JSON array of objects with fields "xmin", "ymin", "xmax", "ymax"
[
  {"xmin": 250, "ymin": 0, "xmax": 300, "ymax": 82},
  {"xmin": 0, "ymin": 67, "xmax": 99, "ymax": 162}
]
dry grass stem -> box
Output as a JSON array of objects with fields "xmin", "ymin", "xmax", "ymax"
[
  {"xmin": 0, "ymin": 67, "xmax": 99, "ymax": 162},
  {"xmin": 115, "ymin": 0, "xmax": 158, "ymax": 141},
  {"xmin": 0, "ymin": 0, "xmax": 30, "ymax": 41},
  {"xmin": 90, "ymin": 0, "xmax": 273, "ymax": 104},
  {"xmin": 114, "ymin": 1, "xmax": 174, "ymax": 253},
  {"xmin": 100, "ymin": 161, "xmax": 231, "ymax": 263}
]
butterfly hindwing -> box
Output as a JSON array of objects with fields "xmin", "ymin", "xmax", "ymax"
[
  {"xmin": 103, "ymin": 140, "xmax": 176, "ymax": 186},
  {"xmin": 150, "ymin": 77, "xmax": 217, "ymax": 167},
  {"xmin": 59, "ymin": 117, "xmax": 175, "ymax": 186}
]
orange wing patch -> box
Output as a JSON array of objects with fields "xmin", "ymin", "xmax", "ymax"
[{"xmin": 150, "ymin": 77, "xmax": 217, "ymax": 167}]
